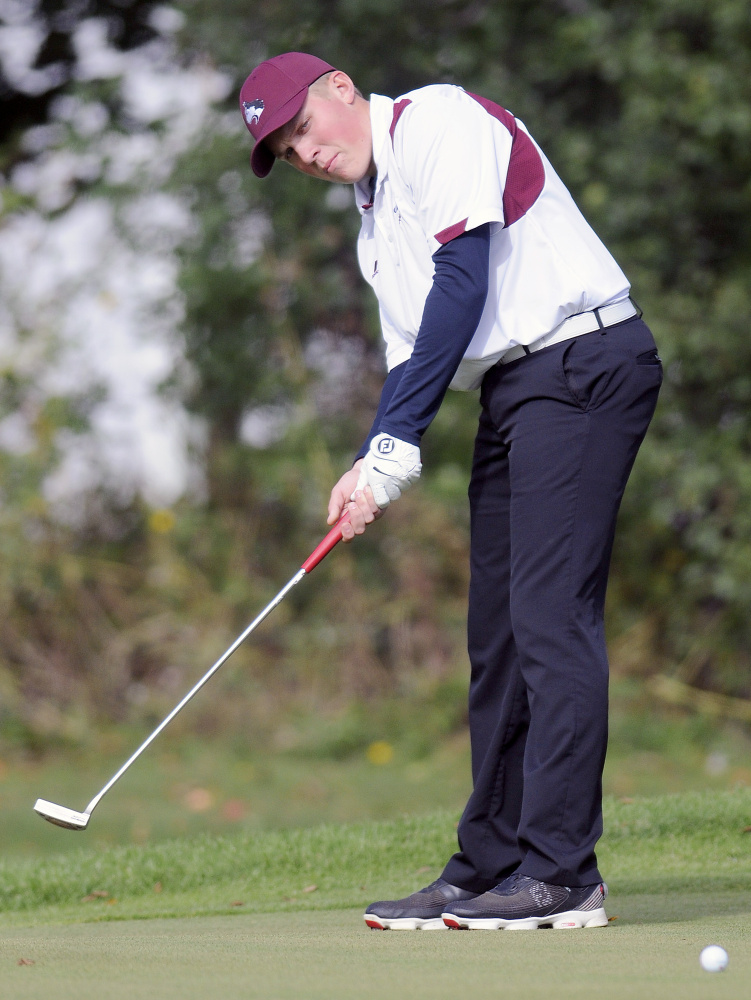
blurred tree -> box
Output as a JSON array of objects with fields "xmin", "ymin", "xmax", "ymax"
[
  {"xmin": 2, "ymin": 0, "xmax": 751, "ymax": 755},
  {"xmin": 0, "ymin": 0, "xmax": 161, "ymax": 148},
  {"xmin": 173, "ymin": 0, "xmax": 751, "ymax": 702}
]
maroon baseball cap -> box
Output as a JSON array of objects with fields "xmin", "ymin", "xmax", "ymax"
[{"xmin": 239, "ymin": 52, "xmax": 335, "ymax": 178}]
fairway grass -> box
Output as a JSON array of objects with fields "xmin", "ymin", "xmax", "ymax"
[
  {"xmin": 2, "ymin": 787, "xmax": 750, "ymax": 923},
  {"xmin": 1, "ymin": 789, "xmax": 750, "ymax": 998}
]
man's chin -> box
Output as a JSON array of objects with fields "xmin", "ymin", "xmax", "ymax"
[
  {"xmin": 325, "ymin": 170, "xmax": 354, "ymax": 185},
  {"xmin": 335, "ymin": 167, "xmax": 371, "ymax": 185},
  {"xmin": 328, "ymin": 159, "xmax": 370, "ymax": 185}
]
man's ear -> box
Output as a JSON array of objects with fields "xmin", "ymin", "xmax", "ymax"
[{"xmin": 328, "ymin": 70, "xmax": 357, "ymax": 104}]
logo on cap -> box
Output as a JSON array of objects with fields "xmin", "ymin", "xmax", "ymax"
[{"xmin": 243, "ymin": 99, "xmax": 265, "ymax": 127}]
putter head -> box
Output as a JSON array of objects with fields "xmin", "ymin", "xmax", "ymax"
[{"xmin": 33, "ymin": 798, "xmax": 90, "ymax": 831}]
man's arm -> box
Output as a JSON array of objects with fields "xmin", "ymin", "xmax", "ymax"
[
  {"xmin": 354, "ymin": 360, "xmax": 409, "ymax": 463},
  {"xmin": 377, "ymin": 222, "xmax": 491, "ymax": 446},
  {"xmin": 329, "ymin": 223, "xmax": 491, "ymax": 533}
]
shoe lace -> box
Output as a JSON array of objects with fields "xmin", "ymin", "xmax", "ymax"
[{"xmin": 493, "ymin": 873, "xmax": 529, "ymax": 895}]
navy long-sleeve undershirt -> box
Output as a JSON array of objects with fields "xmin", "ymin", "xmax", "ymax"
[{"xmin": 356, "ymin": 222, "xmax": 491, "ymax": 461}]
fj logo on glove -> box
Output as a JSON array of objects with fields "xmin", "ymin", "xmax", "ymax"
[{"xmin": 356, "ymin": 433, "xmax": 422, "ymax": 510}]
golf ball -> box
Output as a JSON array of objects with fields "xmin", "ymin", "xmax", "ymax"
[{"xmin": 700, "ymin": 945, "xmax": 728, "ymax": 973}]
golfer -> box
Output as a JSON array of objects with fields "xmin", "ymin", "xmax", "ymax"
[{"xmin": 239, "ymin": 52, "xmax": 662, "ymax": 930}]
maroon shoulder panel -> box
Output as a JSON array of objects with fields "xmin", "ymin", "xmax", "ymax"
[
  {"xmin": 388, "ymin": 91, "xmax": 544, "ymax": 242},
  {"xmin": 435, "ymin": 218, "xmax": 468, "ymax": 244},
  {"xmin": 467, "ymin": 92, "xmax": 545, "ymax": 227},
  {"xmin": 390, "ymin": 99, "xmax": 413, "ymax": 146}
]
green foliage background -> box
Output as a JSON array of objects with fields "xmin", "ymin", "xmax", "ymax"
[{"xmin": 2, "ymin": 0, "xmax": 751, "ymax": 763}]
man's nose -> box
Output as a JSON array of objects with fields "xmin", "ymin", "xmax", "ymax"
[{"xmin": 297, "ymin": 137, "xmax": 319, "ymax": 165}]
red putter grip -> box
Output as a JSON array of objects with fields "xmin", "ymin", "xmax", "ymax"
[{"xmin": 301, "ymin": 511, "xmax": 351, "ymax": 573}]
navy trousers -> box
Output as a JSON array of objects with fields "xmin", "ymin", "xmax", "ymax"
[{"xmin": 442, "ymin": 316, "xmax": 662, "ymax": 891}]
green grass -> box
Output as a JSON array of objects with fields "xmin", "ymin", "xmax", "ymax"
[
  {"xmin": 2, "ymin": 790, "xmax": 751, "ymax": 1000},
  {"xmin": 2, "ymin": 788, "xmax": 750, "ymax": 925},
  {"xmin": 4, "ymin": 694, "xmax": 751, "ymax": 860},
  {"xmin": 0, "ymin": 733, "xmax": 473, "ymax": 857},
  {"xmin": 3, "ymin": 908, "xmax": 749, "ymax": 1000}
]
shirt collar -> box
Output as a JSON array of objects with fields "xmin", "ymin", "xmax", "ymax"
[{"xmin": 354, "ymin": 93, "xmax": 393, "ymax": 215}]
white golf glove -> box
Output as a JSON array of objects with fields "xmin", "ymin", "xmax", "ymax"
[{"xmin": 355, "ymin": 433, "xmax": 422, "ymax": 509}]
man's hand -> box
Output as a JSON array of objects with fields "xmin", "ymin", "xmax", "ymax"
[
  {"xmin": 356, "ymin": 433, "xmax": 422, "ymax": 509},
  {"xmin": 327, "ymin": 460, "xmax": 382, "ymax": 542}
]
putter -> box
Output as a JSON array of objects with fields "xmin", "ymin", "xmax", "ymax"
[{"xmin": 34, "ymin": 511, "xmax": 351, "ymax": 831}]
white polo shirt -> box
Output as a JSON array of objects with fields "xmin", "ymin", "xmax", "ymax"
[{"xmin": 354, "ymin": 86, "xmax": 631, "ymax": 391}]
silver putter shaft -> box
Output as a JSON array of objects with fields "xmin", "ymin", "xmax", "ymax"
[{"xmin": 34, "ymin": 512, "xmax": 350, "ymax": 831}]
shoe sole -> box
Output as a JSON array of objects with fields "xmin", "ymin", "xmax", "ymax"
[
  {"xmin": 442, "ymin": 907, "xmax": 609, "ymax": 930},
  {"xmin": 364, "ymin": 915, "xmax": 448, "ymax": 930}
]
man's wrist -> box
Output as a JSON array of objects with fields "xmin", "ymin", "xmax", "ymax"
[
  {"xmin": 357, "ymin": 433, "xmax": 422, "ymax": 509},
  {"xmin": 377, "ymin": 424, "xmax": 421, "ymax": 448}
]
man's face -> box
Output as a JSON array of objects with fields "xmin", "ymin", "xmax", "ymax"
[{"xmin": 266, "ymin": 73, "xmax": 374, "ymax": 184}]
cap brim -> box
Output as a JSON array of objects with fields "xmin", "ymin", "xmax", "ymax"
[
  {"xmin": 250, "ymin": 141, "xmax": 275, "ymax": 178},
  {"xmin": 250, "ymin": 88, "xmax": 310, "ymax": 178}
]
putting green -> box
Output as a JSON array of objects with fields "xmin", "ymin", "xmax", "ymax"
[{"xmin": 4, "ymin": 892, "xmax": 749, "ymax": 1000}]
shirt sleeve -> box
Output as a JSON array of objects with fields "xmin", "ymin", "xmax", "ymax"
[
  {"xmin": 368, "ymin": 223, "xmax": 491, "ymax": 450},
  {"xmin": 393, "ymin": 89, "xmax": 511, "ymax": 254},
  {"xmin": 354, "ymin": 360, "xmax": 409, "ymax": 463}
]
